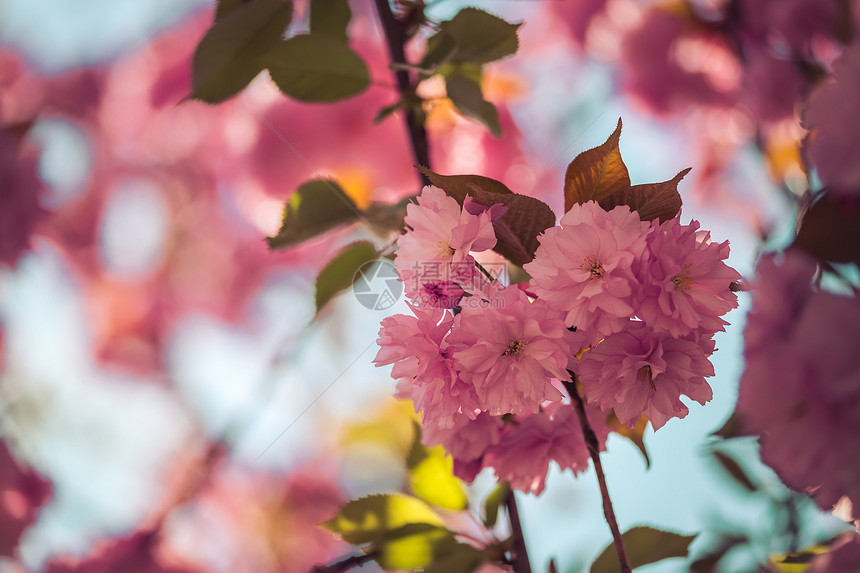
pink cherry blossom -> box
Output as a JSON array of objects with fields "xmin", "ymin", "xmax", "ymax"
[
  {"xmin": 804, "ymin": 41, "xmax": 860, "ymax": 196},
  {"xmin": 394, "ymin": 186, "xmax": 499, "ymax": 301},
  {"xmin": 738, "ymin": 252, "xmax": 860, "ymax": 510},
  {"xmin": 374, "ymin": 304, "xmax": 479, "ymax": 428},
  {"xmin": 484, "ymin": 404, "xmax": 609, "ymax": 494},
  {"xmin": 577, "ymin": 321, "xmax": 715, "ymax": 430},
  {"xmin": 636, "ymin": 217, "xmax": 740, "ymax": 337},
  {"xmin": 421, "ymin": 412, "xmax": 504, "ymax": 482},
  {"xmin": 524, "ymin": 201, "xmax": 650, "ymax": 341},
  {"xmin": 448, "ymin": 286, "xmax": 568, "ymax": 416}
]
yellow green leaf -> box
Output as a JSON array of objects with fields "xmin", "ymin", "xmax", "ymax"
[
  {"xmin": 564, "ymin": 118, "xmax": 630, "ymax": 212},
  {"xmin": 407, "ymin": 421, "xmax": 469, "ymax": 511},
  {"xmin": 322, "ymin": 493, "xmax": 444, "ymax": 546}
]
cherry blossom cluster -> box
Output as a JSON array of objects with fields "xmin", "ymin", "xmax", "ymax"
[
  {"xmin": 738, "ymin": 251, "xmax": 860, "ymax": 511},
  {"xmin": 374, "ymin": 186, "xmax": 740, "ymax": 493}
]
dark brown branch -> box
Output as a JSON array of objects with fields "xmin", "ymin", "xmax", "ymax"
[
  {"xmin": 373, "ymin": 0, "xmax": 431, "ymax": 187},
  {"xmin": 505, "ymin": 490, "xmax": 534, "ymax": 573},
  {"xmin": 563, "ymin": 375, "xmax": 631, "ymax": 573}
]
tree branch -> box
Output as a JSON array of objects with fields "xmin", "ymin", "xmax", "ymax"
[
  {"xmin": 564, "ymin": 375, "xmax": 631, "ymax": 573},
  {"xmin": 373, "ymin": 0, "xmax": 431, "ymax": 187},
  {"xmin": 505, "ymin": 490, "xmax": 534, "ymax": 573}
]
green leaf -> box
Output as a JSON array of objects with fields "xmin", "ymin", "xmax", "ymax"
[
  {"xmin": 598, "ymin": 168, "xmax": 689, "ymax": 223},
  {"xmin": 322, "ymin": 493, "xmax": 444, "ymax": 546},
  {"xmin": 416, "ymin": 167, "xmax": 555, "ymax": 266},
  {"xmin": 192, "ymin": 0, "xmax": 292, "ymax": 103},
  {"xmin": 564, "ymin": 119, "xmax": 631, "ymax": 213},
  {"xmin": 315, "ymin": 241, "xmax": 379, "ymax": 314},
  {"xmin": 265, "ymin": 34, "xmax": 370, "ymax": 102},
  {"xmin": 214, "ymin": 0, "xmax": 243, "ymax": 20},
  {"xmin": 419, "ymin": 33, "xmax": 457, "ymax": 73},
  {"xmin": 310, "ymin": 0, "xmax": 351, "ymax": 41},
  {"xmin": 266, "ymin": 179, "xmax": 360, "ymax": 250},
  {"xmin": 406, "ymin": 421, "xmax": 469, "ymax": 511},
  {"xmin": 445, "ymin": 71, "xmax": 501, "ymax": 137},
  {"xmin": 436, "ymin": 8, "xmax": 521, "ymax": 64},
  {"xmin": 483, "ymin": 482, "xmax": 510, "ymax": 527},
  {"xmin": 793, "ymin": 191, "xmax": 860, "ymax": 266},
  {"xmin": 607, "ymin": 412, "xmax": 650, "ymax": 469},
  {"xmin": 590, "ymin": 526, "xmax": 697, "ymax": 573},
  {"xmin": 712, "ymin": 450, "xmax": 758, "ymax": 492}
]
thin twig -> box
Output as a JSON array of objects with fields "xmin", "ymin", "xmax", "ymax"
[
  {"xmin": 505, "ymin": 490, "xmax": 534, "ymax": 573},
  {"xmin": 563, "ymin": 375, "xmax": 631, "ymax": 573},
  {"xmin": 372, "ymin": 0, "xmax": 431, "ymax": 187},
  {"xmin": 311, "ymin": 552, "xmax": 376, "ymax": 573}
]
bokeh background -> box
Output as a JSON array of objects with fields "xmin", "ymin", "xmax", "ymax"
[{"xmin": 0, "ymin": 0, "xmax": 852, "ymax": 571}]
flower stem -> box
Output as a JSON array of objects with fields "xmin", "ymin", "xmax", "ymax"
[
  {"xmin": 563, "ymin": 375, "xmax": 632, "ymax": 573},
  {"xmin": 505, "ymin": 489, "xmax": 534, "ymax": 573},
  {"xmin": 372, "ymin": 0, "xmax": 431, "ymax": 187}
]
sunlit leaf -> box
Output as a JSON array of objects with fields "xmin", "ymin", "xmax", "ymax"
[
  {"xmin": 564, "ymin": 119, "xmax": 630, "ymax": 212},
  {"xmin": 192, "ymin": 0, "xmax": 292, "ymax": 103},
  {"xmin": 265, "ymin": 34, "xmax": 370, "ymax": 102},
  {"xmin": 712, "ymin": 450, "xmax": 758, "ymax": 492},
  {"xmin": 607, "ymin": 412, "xmax": 650, "ymax": 468},
  {"xmin": 483, "ymin": 482, "xmax": 510, "ymax": 527},
  {"xmin": 416, "ymin": 167, "xmax": 556, "ymax": 266},
  {"xmin": 376, "ymin": 524, "xmax": 451, "ymax": 569},
  {"xmin": 598, "ymin": 168, "xmax": 689, "ymax": 223},
  {"xmin": 340, "ymin": 398, "xmax": 417, "ymax": 457},
  {"xmin": 310, "ymin": 0, "xmax": 351, "ymax": 41},
  {"xmin": 445, "ymin": 72, "xmax": 501, "ymax": 137},
  {"xmin": 322, "ymin": 493, "xmax": 444, "ymax": 546},
  {"xmin": 589, "ymin": 526, "xmax": 696, "ymax": 573},
  {"xmin": 435, "ymin": 8, "xmax": 521, "ymax": 64},
  {"xmin": 793, "ymin": 191, "xmax": 860, "ymax": 266},
  {"xmin": 266, "ymin": 179, "xmax": 360, "ymax": 250},
  {"xmin": 406, "ymin": 421, "xmax": 469, "ymax": 511},
  {"xmin": 315, "ymin": 241, "xmax": 379, "ymax": 314}
]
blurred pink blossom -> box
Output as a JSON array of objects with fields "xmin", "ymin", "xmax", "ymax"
[
  {"xmin": 804, "ymin": 41, "xmax": 860, "ymax": 195},
  {"xmin": 738, "ymin": 251, "xmax": 860, "ymax": 510},
  {"xmin": 0, "ymin": 441, "xmax": 51, "ymax": 558}
]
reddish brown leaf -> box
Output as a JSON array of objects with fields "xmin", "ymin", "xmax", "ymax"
[
  {"xmin": 466, "ymin": 183, "xmax": 556, "ymax": 266},
  {"xmin": 416, "ymin": 167, "xmax": 555, "ymax": 266},
  {"xmin": 598, "ymin": 167, "xmax": 689, "ymax": 223},
  {"xmin": 415, "ymin": 166, "xmax": 514, "ymax": 202},
  {"xmin": 563, "ymin": 118, "xmax": 630, "ymax": 213},
  {"xmin": 793, "ymin": 192, "xmax": 860, "ymax": 266}
]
